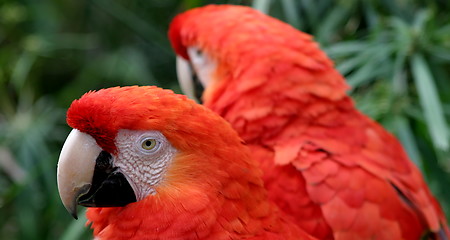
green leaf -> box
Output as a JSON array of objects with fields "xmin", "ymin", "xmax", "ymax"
[
  {"xmin": 91, "ymin": 0, "xmax": 171, "ymax": 54},
  {"xmin": 346, "ymin": 59, "xmax": 385, "ymax": 88},
  {"xmin": 389, "ymin": 17, "xmax": 412, "ymax": 50},
  {"xmin": 392, "ymin": 43, "xmax": 408, "ymax": 95},
  {"xmin": 324, "ymin": 41, "xmax": 370, "ymax": 58},
  {"xmin": 411, "ymin": 53, "xmax": 449, "ymax": 151},
  {"xmin": 391, "ymin": 115, "xmax": 423, "ymax": 167},
  {"xmin": 252, "ymin": 0, "xmax": 272, "ymax": 14},
  {"xmin": 280, "ymin": 0, "xmax": 301, "ymax": 28},
  {"xmin": 297, "ymin": 0, "xmax": 319, "ymax": 28},
  {"xmin": 316, "ymin": 6, "xmax": 350, "ymax": 44},
  {"xmin": 333, "ymin": 43, "xmax": 393, "ymax": 87},
  {"xmin": 11, "ymin": 51, "xmax": 36, "ymax": 92},
  {"xmin": 361, "ymin": 1, "xmax": 379, "ymax": 29},
  {"xmin": 427, "ymin": 46, "xmax": 450, "ymax": 61},
  {"xmin": 412, "ymin": 10, "xmax": 429, "ymax": 34}
]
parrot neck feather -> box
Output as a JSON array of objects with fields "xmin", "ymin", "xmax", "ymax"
[{"xmin": 85, "ymin": 146, "xmax": 313, "ymax": 240}]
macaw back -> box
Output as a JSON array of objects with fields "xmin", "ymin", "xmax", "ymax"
[{"xmin": 169, "ymin": 5, "xmax": 449, "ymax": 240}]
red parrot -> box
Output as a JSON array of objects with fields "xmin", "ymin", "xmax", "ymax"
[
  {"xmin": 169, "ymin": 5, "xmax": 449, "ymax": 240},
  {"xmin": 56, "ymin": 86, "xmax": 318, "ymax": 240}
]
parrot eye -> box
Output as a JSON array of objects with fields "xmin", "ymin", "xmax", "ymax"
[
  {"xmin": 194, "ymin": 48, "xmax": 203, "ymax": 57},
  {"xmin": 132, "ymin": 131, "xmax": 166, "ymax": 155},
  {"xmin": 141, "ymin": 138, "xmax": 159, "ymax": 151}
]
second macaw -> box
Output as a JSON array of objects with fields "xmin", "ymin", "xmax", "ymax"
[{"xmin": 169, "ymin": 5, "xmax": 449, "ymax": 240}]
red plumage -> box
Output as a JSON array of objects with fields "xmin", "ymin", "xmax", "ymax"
[
  {"xmin": 66, "ymin": 86, "xmax": 317, "ymax": 239},
  {"xmin": 169, "ymin": 5, "xmax": 449, "ymax": 239}
]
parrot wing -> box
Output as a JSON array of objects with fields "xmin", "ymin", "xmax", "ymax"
[
  {"xmin": 268, "ymin": 106, "xmax": 448, "ymax": 239},
  {"xmin": 168, "ymin": 4, "xmax": 449, "ymax": 240}
]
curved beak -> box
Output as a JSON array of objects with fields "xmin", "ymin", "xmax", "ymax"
[
  {"xmin": 176, "ymin": 56, "xmax": 197, "ymax": 101},
  {"xmin": 57, "ymin": 129, "xmax": 137, "ymax": 219},
  {"xmin": 57, "ymin": 129, "xmax": 101, "ymax": 219},
  {"xmin": 176, "ymin": 56, "xmax": 204, "ymax": 103}
]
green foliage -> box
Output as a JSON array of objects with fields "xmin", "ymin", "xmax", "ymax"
[{"xmin": 0, "ymin": 0, "xmax": 449, "ymax": 239}]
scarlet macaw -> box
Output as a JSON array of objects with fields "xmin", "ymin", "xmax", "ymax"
[
  {"xmin": 56, "ymin": 86, "xmax": 318, "ymax": 240},
  {"xmin": 169, "ymin": 5, "xmax": 449, "ymax": 239}
]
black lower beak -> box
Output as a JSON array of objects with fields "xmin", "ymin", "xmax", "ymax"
[
  {"xmin": 191, "ymin": 64, "xmax": 204, "ymax": 103},
  {"xmin": 77, "ymin": 151, "xmax": 136, "ymax": 209}
]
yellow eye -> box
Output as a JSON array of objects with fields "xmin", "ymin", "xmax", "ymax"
[{"xmin": 141, "ymin": 139, "xmax": 157, "ymax": 150}]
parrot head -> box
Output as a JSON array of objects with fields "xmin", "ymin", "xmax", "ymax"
[
  {"xmin": 169, "ymin": 5, "xmax": 349, "ymax": 107},
  {"xmin": 57, "ymin": 86, "xmax": 258, "ymax": 220}
]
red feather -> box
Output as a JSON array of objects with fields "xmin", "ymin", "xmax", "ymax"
[
  {"xmin": 169, "ymin": 5, "xmax": 449, "ymax": 239},
  {"xmin": 67, "ymin": 86, "xmax": 317, "ymax": 239}
]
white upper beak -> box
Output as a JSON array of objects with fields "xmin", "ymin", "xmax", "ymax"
[
  {"xmin": 57, "ymin": 129, "xmax": 102, "ymax": 218},
  {"xmin": 176, "ymin": 56, "xmax": 198, "ymax": 102}
]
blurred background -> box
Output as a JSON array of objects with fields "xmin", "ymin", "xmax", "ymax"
[{"xmin": 0, "ymin": 0, "xmax": 449, "ymax": 239}]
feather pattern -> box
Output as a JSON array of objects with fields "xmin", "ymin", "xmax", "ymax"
[
  {"xmin": 67, "ymin": 86, "xmax": 317, "ymax": 240},
  {"xmin": 169, "ymin": 5, "xmax": 449, "ymax": 239}
]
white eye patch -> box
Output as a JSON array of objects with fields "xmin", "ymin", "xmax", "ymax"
[
  {"xmin": 186, "ymin": 46, "xmax": 216, "ymax": 88},
  {"xmin": 114, "ymin": 130, "xmax": 178, "ymax": 201}
]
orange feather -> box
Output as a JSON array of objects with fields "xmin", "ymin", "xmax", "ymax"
[
  {"xmin": 67, "ymin": 86, "xmax": 317, "ymax": 240},
  {"xmin": 169, "ymin": 5, "xmax": 449, "ymax": 239}
]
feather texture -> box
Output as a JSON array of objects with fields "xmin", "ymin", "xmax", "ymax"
[
  {"xmin": 169, "ymin": 5, "xmax": 449, "ymax": 239},
  {"xmin": 67, "ymin": 86, "xmax": 317, "ymax": 240}
]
